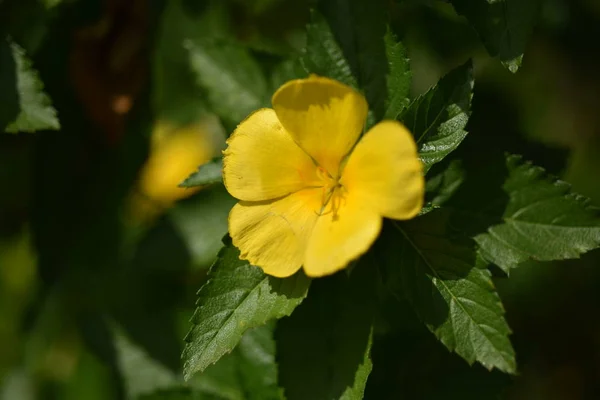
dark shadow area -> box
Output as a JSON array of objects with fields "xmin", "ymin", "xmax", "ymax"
[{"xmin": 276, "ymin": 260, "xmax": 376, "ymax": 400}]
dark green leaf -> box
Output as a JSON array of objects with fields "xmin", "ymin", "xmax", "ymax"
[
  {"xmin": 400, "ymin": 60, "xmax": 473, "ymax": 173},
  {"xmin": 457, "ymin": 155, "xmax": 600, "ymax": 273},
  {"xmin": 182, "ymin": 242, "xmax": 310, "ymax": 380},
  {"xmin": 450, "ymin": 0, "xmax": 542, "ymax": 72},
  {"xmin": 379, "ymin": 211, "xmax": 516, "ymax": 373},
  {"xmin": 186, "ymin": 39, "xmax": 268, "ymax": 131},
  {"xmin": 383, "ymin": 30, "xmax": 411, "ymax": 120},
  {"xmin": 276, "ymin": 260, "xmax": 376, "ymax": 400},
  {"xmin": 179, "ymin": 158, "xmax": 223, "ymax": 188},
  {"xmin": 2, "ymin": 39, "xmax": 59, "ymax": 133},
  {"xmin": 302, "ymin": 10, "xmax": 357, "ymax": 88}
]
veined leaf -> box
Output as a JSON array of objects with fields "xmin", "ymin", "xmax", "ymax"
[
  {"xmin": 379, "ymin": 211, "xmax": 516, "ymax": 374},
  {"xmin": 400, "ymin": 60, "xmax": 473, "ymax": 173},
  {"xmin": 449, "ymin": 0, "xmax": 542, "ymax": 72},
  {"xmin": 464, "ymin": 155, "xmax": 600, "ymax": 273},
  {"xmin": 276, "ymin": 260, "xmax": 376, "ymax": 400},
  {"xmin": 186, "ymin": 39, "xmax": 269, "ymax": 131},
  {"xmin": 179, "ymin": 157, "xmax": 223, "ymax": 188},
  {"xmin": 182, "ymin": 242, "xmax": 310, "ymax": 380},
  {"xmin": 1, "ymin": 39, "xmax": 59, "ymax": 133}
]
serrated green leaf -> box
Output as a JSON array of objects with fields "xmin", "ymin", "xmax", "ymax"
[
  {"xmin": 276, "ymin": 260, "xmax": 375, "ymax": 400},
  {"xmin": 302, "ymin": 10, "xmax": 356, "ymax": 89},
  {"xmin": 449, "ymin": 0, "xmax": 542, "ymax": 72},
  {"xmin": 1, "ymin": 39, "xmax": 59, "ymax": 133},
  {"xmin": 182, "ymin": 243, "xmax": 310, "ymax": 380},
  {"xmin": 456, "ymin": 155, "xmax": 600, "ymax": 273},
  {"xmin": 179, "ymin": 158, "xmax": 223, "ymax": 188},
  {"xmin": 379, "ymin": 211, "xmax": 516, "ymax": 374},
  {"xmin": 383, "ymin": 30, "xmax": 411, "ymax": 120},
  {"xmin": 186, "ymin": 39, "xmax": 268, "ymax": 131},
  {"xmin": 400, "ymin": 60, "xmax": 473, "ymax": 173}
]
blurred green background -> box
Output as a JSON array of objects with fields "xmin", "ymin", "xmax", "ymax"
[{"xmin": 1, "ymin": 0, "xmax": 600, "ymax": 399}]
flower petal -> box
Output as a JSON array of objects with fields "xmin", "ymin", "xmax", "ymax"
[
  {"xmin": 223, "ymin": 108, "xmax": 319, "ymax": 202},
  {"xmin": 341, "ymin": 120, "xmax": 424, "ymax": 220},
  {"xmin": 304, "ymin": 195, "xmax": 382, "ymax": 277},
  {"xmin": 272, "ymin": 76, "xmax": 368, "ymax": 176},
  {"xmin": 229, "ymin": 188, "xmax": 322, "ymax": 278}
]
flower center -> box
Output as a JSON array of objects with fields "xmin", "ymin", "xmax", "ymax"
[{"xmin": 315, "ymin": 166, "xmax": 346, "ymax": 219}]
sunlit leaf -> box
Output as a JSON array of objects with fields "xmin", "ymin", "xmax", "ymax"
[
  {"xmin": 1, "ymin": 39, "xmax": 59, "ymax": 133},
  {"xmin": 400, "ymin": 60, "xmax": 473, "ymax": 173},
  {"xmin": 451, "ymin": 154, "xmax": 600, "ymax": 273}
]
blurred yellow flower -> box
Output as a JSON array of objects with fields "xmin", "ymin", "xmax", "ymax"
[
  {"xmin": 223, "ymin": 76, "xmax": 424, "ymax": 278},
  {"xmin": 132, "ymin": 118, "xmax": 225, "ymax": 221}
]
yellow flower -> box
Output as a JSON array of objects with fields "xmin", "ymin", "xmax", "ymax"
[{"xmin": 223, "ymin": 76, "xmax": 424, "ymax": 278}]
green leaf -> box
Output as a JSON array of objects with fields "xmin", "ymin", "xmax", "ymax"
[
  {"xmin": 302, "ymin": 10, "xmax": 357, "ymax": 89},
  {"xmin": 379, "ymin": 211, "xmax": 516, "ymax": 374},
  {"xmin": 276, "ymin": 260, "xmax": 376, "ymax": 400},
  {"xmin": 383, "ymin": 30, "xmax": 411, "ymax": 120},
  {"xmin": 399, "ymin": 60, "xmax": 473, "ymax": 173},
  {"xmin": 457, "ymin": 155, "xmax": 600, "ymax": 273},
  {"xmin": 1, "ymin": 39, "xmax": 59, "ymax": 133},
  {"xmin": 179, "ymin": 158, "xmax": 223, "ymax": 188},
  {"xmin": 186, "ymin": 39, "xmax": 269, "ymax": 131},
  {"xmin": 182, "ymin": 242, "xmax": 310, "ymax": 380},
  {"xmin": 449, "ymin": 0, "xmax": 542, "ymax": 72}
]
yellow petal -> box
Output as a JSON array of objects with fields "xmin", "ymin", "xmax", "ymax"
[
  {"xmin": 341, "ymin": 120, "xmax": 424, "ymax": 220},
  {"xmin": 229, "ymin": 188, "xmax": 322, "ymax": 278},
  {"xmin": 272, "ymin": 76, "xmax": 368, "ymax": 176},
  {"xmin": 223, "ymin": 108, "xmax": 319, "ymax": 202},
  {"xmin": 304, "ymin": 195, "xmax": 381, "ymax": 277}
]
